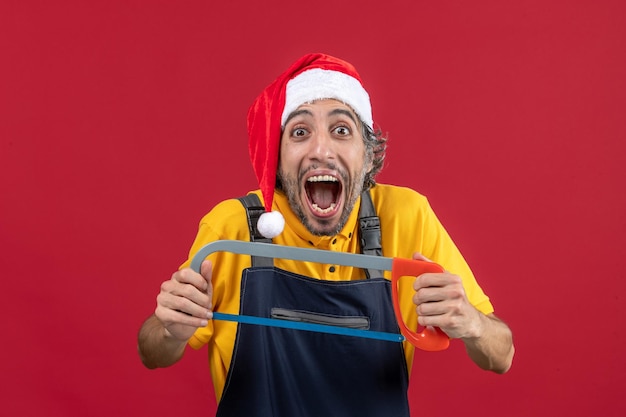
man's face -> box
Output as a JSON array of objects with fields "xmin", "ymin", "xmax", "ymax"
[{"xmin": 278, "ymin": 99, "xmax": 373, "ymax": 236}]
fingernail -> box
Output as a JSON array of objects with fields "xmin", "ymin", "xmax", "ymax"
[
  {"xmin": 200, "ymin": 319, "xmax": 209, "ymax": 327},
  {"xmin": 207, "ymin": 311, "xmax": 213, "ymax": 320}
]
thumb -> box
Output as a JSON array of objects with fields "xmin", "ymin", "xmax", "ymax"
[
  {"xmin": 200, "ymin": 259, "xmax": 213, "ymax": 279},
  {"xmin": 200, "ymin": 260, "xmax": 213, "ymax": 317},
  {"xmin": 412, "ymin": 252, "xmax": 433, "ymax": 263},
  {"xmin": 200, "ymin": 259, "xmax": 213, "ymax": 294},
  {"xmin": 411, "ymin": 252, "xmax": 447, "ymax": 275}
]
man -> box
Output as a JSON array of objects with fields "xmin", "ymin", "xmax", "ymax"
[{"xmin": 138, "ymin": 53, "xmax": 514, "ymax": 416}]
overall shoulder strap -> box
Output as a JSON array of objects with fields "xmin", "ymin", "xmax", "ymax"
[
  {"xmin": 237, "ymin": 194, "xmax": 274, "ymax": 267},
  {"xmin": 358, "ymin": 190, "xmax": 384, "ymax": 279}
]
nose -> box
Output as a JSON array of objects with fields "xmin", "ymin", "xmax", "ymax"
[{"xmin": 308, "ymin": 130, "xmax": 335, "ymax": 162}]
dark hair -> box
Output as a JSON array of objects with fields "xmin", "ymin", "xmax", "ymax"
[{"xmin": 361, "ymin": 121, "xmax": 387, "ymax": 190}]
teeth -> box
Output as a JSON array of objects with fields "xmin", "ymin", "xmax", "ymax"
[
  {"xmin": 312, "ymin": 203, "xmax": 337, "ymax": 214},
  {"xmin": 307, "ymin": 175, "xmax": 338, "ymax": 183}
]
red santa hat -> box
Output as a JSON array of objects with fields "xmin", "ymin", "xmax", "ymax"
[{"xmin": 247, "ymin": 53, "xmax": 373, "ymax": 238}]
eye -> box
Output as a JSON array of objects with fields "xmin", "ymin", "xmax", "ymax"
[
  {"xmin": 333, "ymin": 125, "xmax": 351, "ymax": 137},
  {"xmin": 291, "ymin": 127, "xmax": 309, "ymax": 138}
]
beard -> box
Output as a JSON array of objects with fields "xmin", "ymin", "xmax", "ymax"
[{"xmin": 277, "ymin": 163, "xmax": 368, "ymax": 236}]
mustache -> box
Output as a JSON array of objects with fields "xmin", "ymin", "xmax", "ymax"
[{"xmin": 297, "ymin": 163, "xmax": 348, "ymax": 185}]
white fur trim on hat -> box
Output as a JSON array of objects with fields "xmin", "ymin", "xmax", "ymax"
[{"xmin": 281, "ymin": 68, "xmax": 373, "ymax": 129}]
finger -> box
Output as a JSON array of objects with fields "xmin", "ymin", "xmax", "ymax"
[
  {"xmin": 417, "ymin": 313, "xmax": 444, "ymax": 328},
  {"xmin": 413, "ymin": 273, "xmax": 445, "ymax": 292},
  {"xmin": 156, "ymin": 304, "xmax": 209, "ymax": 328},
  {"xmin": 414, "ymin": 274, "xmax": 465, "ymax": 302},
  {"xmin": 414, "ymin": 270, "xmax": 462, "ymax": 290},
  {"xmin": 159, "ymin": 276, "xmax": 212, "ymax": 311},
  {"xmin": 412, "ymin": 285, "xmax": 446, "ymax": 307},
  {"xmin": 157, "ymin": 290, "xmax": 212, "ymax": 319},
  {"xmin": 415, "ymin": 297, "xmax": 452, "ymax": 316},
  {"xmin": 174, "ymin": 268, "xmax": 206, "ymax": 289},
  {"xmin": 161, "ymin": 275, "xmax": 206, "ymax": 301}
]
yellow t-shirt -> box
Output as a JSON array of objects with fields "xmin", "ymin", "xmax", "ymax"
[{"xmin": 181, "ymin": 184, "xmax": 493, "ymax": 400}]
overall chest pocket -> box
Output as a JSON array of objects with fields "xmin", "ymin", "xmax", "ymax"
[{"xmin": 270, "ymin": 307, "xmax": 370, "ymax": 329}]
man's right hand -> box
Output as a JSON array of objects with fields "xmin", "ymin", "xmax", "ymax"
[
  {"xmin": 155, "ymin": 259, "xmax": 214, "ymax": 342},
  {"xmin": 138, "ymin": 260, "xmax": 214, "ymax": 369}
]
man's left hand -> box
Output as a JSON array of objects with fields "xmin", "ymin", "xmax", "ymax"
[{"xmin": 411, "ymin": 253, "xmax": 483, "ymax": 340}]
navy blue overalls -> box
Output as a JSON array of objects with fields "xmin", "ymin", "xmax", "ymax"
[{"xmin": 215, "ymin": 193, "xmax": 410, "ymax": 417}]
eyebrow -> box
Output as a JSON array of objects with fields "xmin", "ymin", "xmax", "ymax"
[
  {"xmin": 284, "ymin": 107, "xmax": 359, "ymax": 126},
  {"xmin": 329, "ymin": 108, "xmax": 358, "ymax": 125},
  {"xmin": 284, "ymin": 109, "xmax": 313, "ymax": 125}
]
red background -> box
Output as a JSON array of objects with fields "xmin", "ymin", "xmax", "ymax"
[{"xmin": 1, "ymin": 1, "xmax": 625, "ymax": 416}]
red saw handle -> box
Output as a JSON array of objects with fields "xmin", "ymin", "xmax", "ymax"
[{"xmin": 391, "ymin": 258, "xmax": 450, "ymax": 351}]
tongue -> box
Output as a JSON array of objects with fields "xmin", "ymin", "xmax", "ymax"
[{"xmin": 310, "ymin": 183, "xmax": 336, "ymax": 209}]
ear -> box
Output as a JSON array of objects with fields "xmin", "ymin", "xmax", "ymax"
[{"xmin": 364, "ymin": 150, "xmax": 374, "ymax": 173}]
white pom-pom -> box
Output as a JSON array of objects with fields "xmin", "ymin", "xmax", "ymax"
[{"xmin": 257, "ymin": 211, "xmax": 285, "ymax": 239}]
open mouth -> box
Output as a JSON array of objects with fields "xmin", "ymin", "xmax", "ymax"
[{"xmin": 304, "ymin": 175, "xmax": 342, "ymax": 216}]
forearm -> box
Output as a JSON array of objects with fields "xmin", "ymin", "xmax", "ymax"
[
  {"xmin": 137, "ymin": 314, "xmax": 188, "ymax": 369},
  {"xmin": 462, "ymin": 313, "xmax": 514, "ymax": 374}
]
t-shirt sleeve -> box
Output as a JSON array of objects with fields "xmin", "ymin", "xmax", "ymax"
[{"xmin": 419, "ymin": 197, "xmax": 494, "ymax": 315}]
